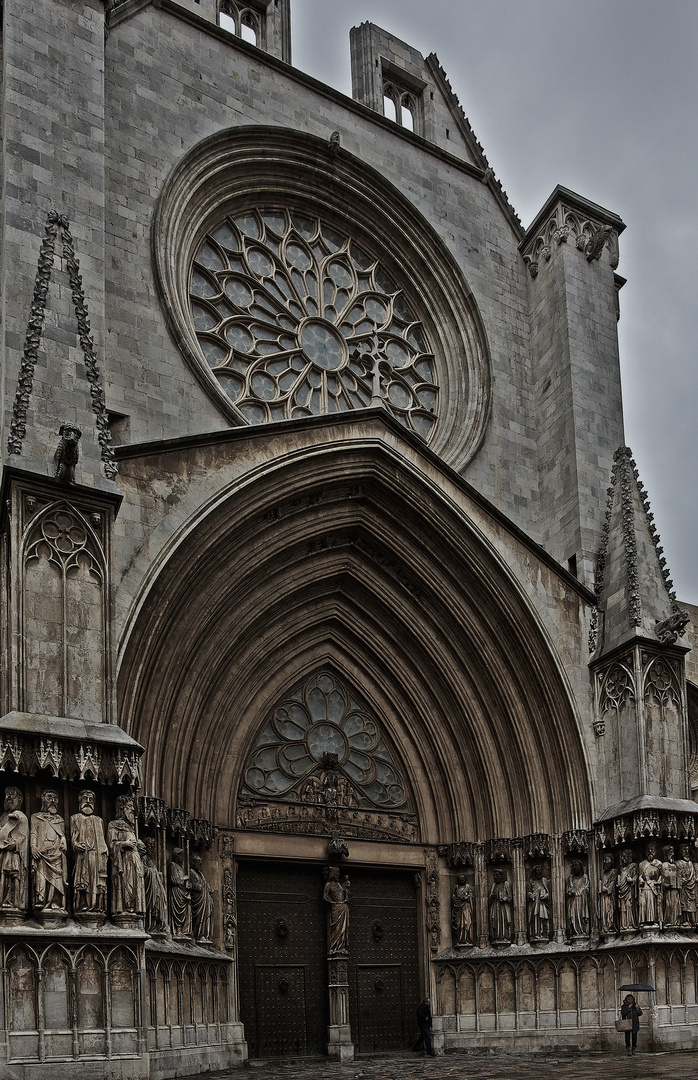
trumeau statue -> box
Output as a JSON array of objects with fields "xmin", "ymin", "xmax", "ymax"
[
  {"xmin": 599, "ymin": 854, "xmax": 617, "ymax": 935},
  {"xmin": 677, "ymin": 843, "xmax": 697, "ymax": 928},
  {"xmin": 31, "ymin": 789, "xmax": 68, "ymax": 915},
  {"xmin": 451, "ymin": 873, "xmax": 474, "ymax": 947},
  {"xmin": 324, "ymin": 865, "xmax": 350, "ymax": 956},
  {"xmin": 141, "ymin": 837, "xmax": 169, "ymax": 936},
  {"xmin": 0, "ymin": 786, "xmax": 29, "ymax": 915},
  {"xmin": 169, "ymin": 847, "xmax": 192, "ymax": 939},
  {"xmin": 661, "ymin": 845, "xmax": 681, "ymax": 929},
  {"xmin": 71, "ymin": 789, "xmax": 108, "ymax": 919},
  {"xmin": 526, "ymin": 864, "xmax": 551, "ymax": 942},
  {"xmin": 488, "ymin": 868, "xmax": 512, "ymax": 944},
  {"xmin": 566, "ymin": 859, "xmax": 590, "ymax": 939},
  {"xmin": 190, "ymin": 852, "xmax": 214, "ymax": 942},
  {"xmin": 638, "ymin": 841, "xmax": 662, "ymax": 926},
  {"xmin": 107, "ymin": 795, "xmax": 146, "ymax": 921},
  {"xmin": 617, "ymin": 848, "xmax": 638, "ymax": 932}
]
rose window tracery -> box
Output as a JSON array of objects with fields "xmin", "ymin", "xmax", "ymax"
[
  {"xmin": 189, "ymin": 210, "xmax": 438, "ymax": 438},
  {"xmin": 240, "ymin": 672, "xmax": 411, "ymax": 812}
]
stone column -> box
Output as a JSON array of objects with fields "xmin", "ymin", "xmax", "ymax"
[
  {"xmin": 551, "ymin": 835, "xmax": 566, "ymax": 943},
  {"xmin": 474, "ymin": 844, "xmax": 489, "ymax": 949},
  {"xmin": 512, "ymin": 840, "xmax": 527, "ymax": 946},
  {"xmin": 326, "ymin": 957, "xmax": 353, "ymax": 1061}
]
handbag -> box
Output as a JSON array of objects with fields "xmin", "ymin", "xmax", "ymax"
[{"xmin": 615, "ymin": 1017, "xmax": 632, "ymax": 1032}]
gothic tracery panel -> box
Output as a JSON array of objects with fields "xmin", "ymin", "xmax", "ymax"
[{"xmin": 238, "ymin": 672, "xmax": 418, "ymax": 843}]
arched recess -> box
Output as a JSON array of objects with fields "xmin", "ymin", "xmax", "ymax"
[{"xmin": 118, "ymin": 443, "xmax": 591, "ymax": 841}]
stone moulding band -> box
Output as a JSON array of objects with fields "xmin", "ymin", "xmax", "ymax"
[{"xmin": 7, "ymin": 210, "xmax": 117, "ymax": 479}]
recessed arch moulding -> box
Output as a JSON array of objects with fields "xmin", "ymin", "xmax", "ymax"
[
  {"xmin": 153, "ymin": 126, "xmax": 490, "ymax": 471},
  {"xmin": 117, "ymin": 442, "xmax": 592, "ymax": 846}
]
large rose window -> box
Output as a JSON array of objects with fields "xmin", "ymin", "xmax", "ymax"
[{"xmin": 189, "ymin": 210, "xmax": 438, "ymax": 439}]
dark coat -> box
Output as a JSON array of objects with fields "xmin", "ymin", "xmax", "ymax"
[
  {"xmin": 621, "ymin": 1003, "xmax": 642, "ymax": 1032},
  {"xmin": 416, "ymin": 1001, "xmax": 432, "ymax": 1029}
]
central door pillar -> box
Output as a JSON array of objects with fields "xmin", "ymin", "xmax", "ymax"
[{"xmin": 327, "ymin": 955, "xmax": 354, "ymax": 1061}]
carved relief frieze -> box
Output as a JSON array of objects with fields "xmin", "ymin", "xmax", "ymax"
[
  {"xmin": 614, "ymin": 817, "xmax": 632, "ymax": 845},
  {"xmin": 425, "ymin": 848, "xmax": 441, "ymax": 954},
  {"xmin": 524, "ymin": 833, "xmax": 552, "ymax": 859},
  {"xmin": 563, "ymin": 829, "xmax": 589, "ymax": 854},
  {"xmin": 487, "ymin": 838, "xmax": 512, "ymax": 863},
  {"xmin": 190, "ymin": 818, "xmax": 215, "ymax": 849},
  {"xmin": 138, "ymin": 796, "xmax": 166, "ymax": 829},
  {"xmin": 236, "ymin": 799, "xmax": 418, "ymax": 844},
  {"xmin": 439, "ymin": 841, "xmax": 474, "ymax": 867},
  {"xmin": 167, "ymin": 807, "xmax": 191, "ymax": 837},
  {"xmin": 0, "ymin": 733, "xmax": 143, "ymax": 787}
]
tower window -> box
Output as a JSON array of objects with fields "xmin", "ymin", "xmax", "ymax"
[
  {"xmin": 382, "ymin": 80, "xmax": 421, "ymax": 135},
  {"xmin": 219, "ymin": 1, "xmax": 262, "ymax": 48}
]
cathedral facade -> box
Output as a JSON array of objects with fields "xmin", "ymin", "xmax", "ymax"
[{"xmin": 1, "ymin": 3, "xmax": 697, "ymax": 1076}]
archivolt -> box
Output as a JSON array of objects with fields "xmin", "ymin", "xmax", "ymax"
[{"xmin": 118, "ymin": 445, "xmax": 591, "ymax": 841}]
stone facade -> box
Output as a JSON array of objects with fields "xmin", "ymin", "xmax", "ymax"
[{"xmin": 0, "ymin": 5, "xmax": 696, "ymax": 1076}]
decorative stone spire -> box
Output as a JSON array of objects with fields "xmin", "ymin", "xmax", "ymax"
[{"xmin": 590, "ymin": 445, "xmax": 690, "ymax": 654}]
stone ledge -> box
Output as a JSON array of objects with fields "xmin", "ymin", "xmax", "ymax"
[{"xmin": 0, "ymin": 711, "xmax": 143, "ymax": 750}]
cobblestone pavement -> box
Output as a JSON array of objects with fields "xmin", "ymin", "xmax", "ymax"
[{"xmin": 211, "ymin": 1048, "xmax": 698, "ymax": 1080}]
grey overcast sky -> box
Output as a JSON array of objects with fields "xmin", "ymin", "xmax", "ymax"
[{"xmin": 289, "ymin": 0, "xmax": 698, "ymax": 605}]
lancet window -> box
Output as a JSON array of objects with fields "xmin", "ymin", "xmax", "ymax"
[{"xmin": 219, "ymin": 1, "xmax": 262, "ymax": 46}]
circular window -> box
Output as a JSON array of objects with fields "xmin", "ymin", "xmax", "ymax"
[
  {"xmin": 154, "ymin": 127, "xmax": 491, "ymax": 470},
  {"xmin": 189, "ymin": 209, "xmax": 439, "ymax": 439}
]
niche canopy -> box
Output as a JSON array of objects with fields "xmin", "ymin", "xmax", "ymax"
[{"xmin": 153, "ymin": 127, "xmax": 491, "ymax": 469}]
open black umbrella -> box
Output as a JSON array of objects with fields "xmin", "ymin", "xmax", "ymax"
[{"xmin": 619, "ymin": 984, "xmax": 655, "ymax": 993}]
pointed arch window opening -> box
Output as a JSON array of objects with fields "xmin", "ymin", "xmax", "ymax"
[
  {"xmin": 382, "ymin": 81, "xmax": 419, "ymax": 134},
  {"xmin": 237, "ymin": 672, "xmax": 419, "ymax": 843},
  {"xmin": 218, "ymin": 1, "xmax": 263, "ymax": 47}
]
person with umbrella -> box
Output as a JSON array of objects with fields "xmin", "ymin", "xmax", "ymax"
[{"xmin": 618, "ymin": 983, "xmax": 653, "ymax": 1055}]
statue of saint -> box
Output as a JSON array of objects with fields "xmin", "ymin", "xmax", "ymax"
[
  {"xmin": 107, "ymin": 795, "xmax": 145, "ymax": 921},
  {"xmin": 676, "ymin": 843, "xmax": 696, "ymax": 928},
  {"xmin": 617, "ymin": 848, "xmax": 638, "ymax": 931},
  {"xmin": 566, "ymin": 859, "xmax": 590, "ymax": 939},
  {"xmin": 323, "ymin": 866, "xmax": 350, "ymax": 955},
  {"xmin": 141, "ymin": 837, "xmax": 169, "ymax": 935},
  {"xmin": 488, "ymin": 868, "xmax": 512, "ymax": 943},
  {"xmin": 71, "ymin": 789, "xmax": 108, "ymax": 918},
  {"xmin": 526, "ymin": 864, "xmax": 550, "ymax": 942},
  {"xmin": 30, "ymin": 789, "xmax": 68, "ymax": 913},
  {"xmin": 638, "ymin": 841, "xmax": 662, "ymax": 926},
  {"xmin": 190, "ymin": 853, "xmax": 214, "ymax": 942},
  {"xmin": 599, "ymin": 854, "xmax": 617, "ymax": 935},
  {"xmin": 0, "ymin": 786, "xmax": 29, "ymax": 914},
  {"xmin": 169, "ymin": 847, "xmax": 192, "ymax": 939},
  {"xmin": 660, "ymin": 845, "xmax": 681, "ymax": 928},
  {"xmin": 451, "ymin": 873, "xmax": 474, "ymax": 947}
]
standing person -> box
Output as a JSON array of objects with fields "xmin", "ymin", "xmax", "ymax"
[
  {"xmin": 621, "ymin": 994, "xmax": 642, "ymax": 1055},
  {"xmin": 412, "ymin": 997, "xmax": 436, "ymax": 1057}
]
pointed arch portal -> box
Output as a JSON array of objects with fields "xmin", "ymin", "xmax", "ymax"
[{"xmin": 118, "ymin": 438, "xmax": 592, "ymax": 844}]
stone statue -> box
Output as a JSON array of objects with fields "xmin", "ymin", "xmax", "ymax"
[
  {"xmin": 638, "ymin": 841, "xmax": 662, "ymax": 926},
  {"xmin": 599, "ymin": 854, "xmax": 617, "ymax": 935},
  {"xmin": 30, "ymin": 789, "xmax": 68, "ymax": 914},
  {"xmin": 617, "ymin": 848, "xmax": 638, "ymax": 931},
  {"xmin": 526, "ymin": 864, "xmax": 550, "ymax": 942},
  {"xmin": 71, "ymin": 789, "xmax": 108, "ymax": 919},
  {"xmin": 54, "ymin": 423, "xmax": 82, "ymax": 483},
  {"xmin": 107, "ymin": 795, "xmax": 146, "ymax": 922},
  {"xmin": 169, "ymin": 847, "xmax": 192, "ymax": 939},
  {"xmin": 323, "ymin": 866, "xmax": 350, "ymax": 955},
  {"xmin": 141, "ymin": 837, "xmax": 169, "ymax": 935},
  {"xmin": 451, "ymin": 873, "xmax": 474, "ymax": 947},
  {"xmin": 676, "ymin": 843, "xmax": 696, "ymax": 928},
  {"xmin": 190, "ymin": 852, "xmax": 214, "ymax": 942},
  {"xmin": 0, "ymin": 786, "xmax": 29, "ymax": 914},
  {"xmin": 566, "ymin": 859, "xmax": 590, "ymax": 939},
  {"xmin": 660, "ymin": 844, "xmax": 681, "ymax": 928},
  {"xmin": 488, "ymin": 868, "xmax": 512, "ymax": 944}
]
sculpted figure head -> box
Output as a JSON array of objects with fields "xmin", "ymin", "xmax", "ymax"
[
  {"xmin": 679, "ymin": 843, "xmax": 691, "ymax": 860},
  {"xmin": 4, "ymin": 786, "xmax": 23, "ymax": 813},
  {"xmin": 78, "ymin": 790, "xmax": 96, "ymax": 815},
  {"xmin": 456, "ymin": 873, "xmax": 467, "ymax": 886},
  {"xmin": 532, "ymin": 864, "xmax": 544, "ymax": 879},
  {"xmin": 493, "ymin": 868, "xmax": 505, "ymax": 884},
  {"xmin": 570, "ymin": 859, "xmax": 583, "ymax": 877},
  {"xmin": 173, "ymin": 847, "xmax": 184, "ymax": 866},
  {"xmin": 621, "ymin": 848, "xmax": 633, "ymax": 866},
  {"xmin": 662, "ymin": 844, "xmax": 675, "ymax": 862},
  {"xmin": 115, "ymin": 794, "xmax": 135, "ymax": 823},
  {"xmin": 645, "ymin": 841, "xmax": 657, "ymax": 860},
  {"xmin": 144, "ymin": 837, "xmax": 157, "ymax": 859},
  {"xmin": 40, "ymin": 790, "xmax": 59, "ymax": 815},
  {"xmin": 603, "ymin": 855, "xmax": 615, "ymax": 871},
  {"xmin": 191, "ymin": 853, "xmax": 203, "ymax": 872}
]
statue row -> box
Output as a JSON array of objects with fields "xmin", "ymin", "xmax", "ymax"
[
  {"xmin": 451, "ymin": 842, "xmax": 698, "ymax": 947},
  {"xmin": 0, "ymin": 787, "xmax": 214, "ymax": 942},
  {"xmin": 599, "ymin": 842, "xmax": 696, "ymax": 934},
  {"xmin": 452, "ymin": 859, "xmax": 591, "ymax": 947}
]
